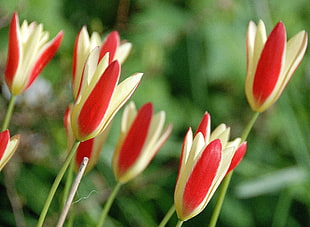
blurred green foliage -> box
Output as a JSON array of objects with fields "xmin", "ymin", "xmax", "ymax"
[{"xmin": 0, "ymin": 0, "xmax": 309, "ymax": 226}]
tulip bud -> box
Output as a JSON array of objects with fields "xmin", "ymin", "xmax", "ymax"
[
  {"xmin": 245, "ymin": 20, "xmax": 308, "ymax": 112},
  {"xmin": 5, "ymin": 12, "xmax": 63, "ymax": 95},
  {"xmin": 174, "ymin": 112, "xmax": 246, "ymax": 221},
  {"xmin": 112, "ymin": 102, "xmax": 173, "ymax": 183}
]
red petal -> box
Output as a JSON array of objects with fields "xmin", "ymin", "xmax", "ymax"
[
  {"xmin": 0, "ymin": 130, "xmax": 10, "ymax": 160},
  {"xmin": 253, "ymin": 22, "xmax": 286, "ymax": 105},
  {"xmin": 117, "ymin": 103, "xmax": 153, "ymax": 175},
  {"xmin": 25, "ymin": 31, "xmax": 64, "ymax": 91},
  {"xmin": 226, "ymin": 142, "xmax": 247, "ymax": 174},
  {"xmin": 5, "ymin": 12, "xmax": 21, "ymax": 88},
  {"xmin": 77, "ymin": 61, "xmax": 120, "ymax": 137},
  {"xmin": 75, "ymin": 138, "xmax": 94, "ymax": 166},
  {"xmin": 194, "ymin": 112, "xmax": 210, "ymax": 139},
  {"xmin": 183, "ymin": 139, "xmax": 222, "ymax": 217},
  {"xmin": 99, "ymin": 31, "xmax": 120, "ymax": 63}
]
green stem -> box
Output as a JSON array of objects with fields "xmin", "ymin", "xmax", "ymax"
[
  {"xmin": 2, "ymin": 95, "xmax": 17, "ymax": 131},
  {"xmin": 208, "ymin": 172, "xmax": 233, "ymax": 227},
  {"xmin": 158, "ymin": 204, "xmax": 176, "ymax": 227},
  {"xmin": 241, "ymin": 112, "xmax": 260, "ymax": 142},
  {"xmin": 62, "ymin": 159, "xmax": 75, "ymax": 207},
  {"xmin": 36, "ymin": 140, "xmax": 80, "ymax": 227},
  {"xmin": 176, "ymin": 220, "xmax": 184, "ymax": 227},
  {"xmin": 96, "ymin": 181, "xmax": 122, "ymax": 227},
  {"xmin": 208, "ymin": 111, "xmax": 260, "ymax": 227}
]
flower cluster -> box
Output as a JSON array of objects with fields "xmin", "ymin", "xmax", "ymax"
[{"xmin": 0, "ymin": 10, "xmax": 308, "ymax": 227}]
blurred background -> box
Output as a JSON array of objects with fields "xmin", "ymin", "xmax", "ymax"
[{"xmin": 0, "ymin": 0, "xmax": 309, "ymax": 226}]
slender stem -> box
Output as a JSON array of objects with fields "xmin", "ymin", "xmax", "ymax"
[
  {"xmin": 208, "ymin": 111, "xmax": 260, "ymax": 227},
  {"xmin": 96, "ymin": 181, "xmax": 122, "ymax": 227},
  {"xmin": 2, "ymin": 94, "xmax": 25, "ymax": 227},
  {"xmin": 2, "ymin": 95, "xmax": 17, "ymax": 131},
  {"xmin": 158, "ymin": 204, "xmax": 176, "ymax": 227},
  {"xmin": 208, "ymin": 172, "xmax": 233, "ymax": 227},
  {"xmin": 62, "ymin": 158, "xmax": 75, "ymax": 206},
  {"xmin": 56, "ymin": 157, "xmax": 89, "ymax": 227},
  {"xmin": 36, "ymin": 140, "xmax": 80, "ymax": 227},
  {"xmin": 176, "ymin": 220, "xmax": 184, "ymax": 227},
  {"xmin": 241, "ymin": 112, "xmax": 260, "ymax": 142}
]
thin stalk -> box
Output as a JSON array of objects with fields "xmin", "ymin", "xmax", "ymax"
[
  {"xmin": 241, "ymin": 112, "xmax": 260, "ymax": 142},
  {"xmin": 62, "ymin": 159, "xmax": 75, "ymax": 206},
  {"xmin": 2, "ymin": 94, "xmax": 25, "ymax": 227},
  {"xmin": 56, "ymin": 157, "xmax": 89, "ymax": 227},
  {"xmin": 158, "ymin": 204, "xmax": 176, "ymax": 227},
  {"xmin": 36, "ymin": 140, "xmax": 80, "ymax": 227},
  {"xmin": 208, "ymin": 111, "xmax": 260, "ymax": 227},
  {"xmin": 208, "ymin": 172, "xmax": 233, "ymax": 227},
  {"xmin": 96, "ymin": 181, "xmax": 122, "ymax": 227},
  {"xmin": 176, "ymin": 220, "xmax": 184, "ymax": 227},
  {"xmin": 2, "ymin": 95, "xmax": 17, "ymax": 130}
]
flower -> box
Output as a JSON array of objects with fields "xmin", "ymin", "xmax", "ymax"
[
  {"xmin": 245, "ymin": 20, "xmax": 308, "ymax": 112},
  {"xmin": 70, "ymin": 47, "xmax": 143, "ymax": 141},
  {"xmin": 0, "ymin": 130, "xmax": 20, "ymax": 171},
  {"xmin": 5, "ymin": 12, "xmax": 63, "ymax": 95},
  {"xmin": 72, "ymin": 27, "xmax": 132, "ymax": 98},
  {"xmin": 174, "ymin": 112, "xmax": 247, "ymax": 221},
  {"xmin": 112, "ymin": 102, "xmax": 173, "ymax": 183}
]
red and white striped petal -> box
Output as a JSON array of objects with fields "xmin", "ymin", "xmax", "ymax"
[
  {"xmin": 5, "ymin": 12, "xmax": 21, "ymax": 90},
  {"xmin": 175, "ymin": 139, "xmax": 222, "ymax": 220},
  {"xmin": 226, "ymin": 142, "xmax": 247, "ymax": 174},
  {"xmin": 251, "ymin": 22, "xmax": 286, "ymax": 111},
  {"xmin": 194, "ymin": 112, "xmax": 210, "ymax": 141},
  {"xmin": 99, "ymin": 31, "xmax": 120, "ymax": 63},
  {"xmin": 71, "ymin": 61, "xmax": 120, "ymax": 140}
]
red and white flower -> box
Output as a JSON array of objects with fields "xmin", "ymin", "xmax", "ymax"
[
  {"xmin": 112, "ymin": 102, "xmax": 173, "ymax": 183},
  {"xmin": 245, "ymin": 20, "xmax": 308, "ymax": 112},
  {"xmin": 174, "ymin": 113, "xmax": 247, "ymax": 221},
  {"xmin": 5, "ymin": 12, "xmax": 63, "ymax": 95},
  {"xmin": 70, "ymin": 47, "xmax": 142, "ymax": 141}
]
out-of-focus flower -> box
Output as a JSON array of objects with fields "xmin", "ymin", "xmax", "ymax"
[
  {"xmin": 112, "ymin": 102, "xmax": 172, "ymax": 183},
  {"xmin": 5, "ymin": 12, "xmax": 63, "ymax": 95},
  {"xmin": 70, "ymin": 47, "xmax": 142, "ymax": 141},
  {"xmin": 0, "ymin": 130, "xmax": 20, "ymax": 171},
  {"xmin": 72, "ymin": 27, "xmax": 132, "ymax": 98},
  {"xmin": 174, "ymin": 112, "xmax": 247, "ymax": 221},
  {"xmin": 75, "ymin": 129, "xmax": 110, "ymax": 172},
  {"xmin": 245, "ymin": 20, "xmax": 308, "ymax": 112}
]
